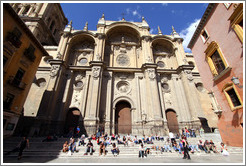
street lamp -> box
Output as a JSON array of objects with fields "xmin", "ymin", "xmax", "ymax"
[{"xmin": 231, "ymin": 77, "xmax": 243, "ymax": 88}]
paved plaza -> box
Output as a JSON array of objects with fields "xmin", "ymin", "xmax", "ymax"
[{"xmin": 3, "ymin": 153, "xmax": 244, "ymax": 164}]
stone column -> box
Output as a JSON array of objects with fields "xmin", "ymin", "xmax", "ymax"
[
  {"xmin": 180, "ymin": 70, "xmax": 200, "ymax": 127},
  {"xmin": 84, "ymin": 62, "xmax": 103, "ymax": 135},
  {"xmin": 141, "ymin": 36, "xmax": 153, "ymax": 63},
  {"xmin": 143, "ymin": 64, "xmax": 163, "ymax": 123},
  {"xmin": 104, "ymin": 71, "xmax": 113, "ymax": 135},
  {"xmin": 172, "ymin": 74, "xmax": 191, "ymax": 127},
  {"xmin": 94, "ymin": 34, "xmax": 105, "ymax": 61}
]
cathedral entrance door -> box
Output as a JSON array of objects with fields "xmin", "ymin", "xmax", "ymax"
[
  {"xmin": 65, "ymin": 108, "xmax": 81, "ymax": 135},
  {"xmin": 115, "ymin": 101, "xmax": 132, "ymax": 134},
  {"xmin": 166, "ymin": 109, "xmax": 179, "ymax": 134}
]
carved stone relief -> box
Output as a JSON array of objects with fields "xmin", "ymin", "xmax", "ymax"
[
  {"xmin": 185, "ymin": 70, "xmax": 193, "ymax": 81},
  {"xmin": 92, "ymin": 66, "xmax": 101, "ymax": 79},
  {"xmin": 116, "ymin": 54, "xmax": 130, "ymax": 66},
  {"xmin": 116, "ymin": 81, "xmax": 130, "ymax": 93},
  {"xmin": 146, "ymin": 68, "xmax": 156, "ymax": 80},
  {"xmin": 50, "ymin": 65, "xmax": 60, "ymax": 78}
]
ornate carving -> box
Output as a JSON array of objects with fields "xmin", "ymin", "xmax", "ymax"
[
  {"xmin": 162, "ymin": 83, "xmax": 171, "ymax": 93},
  {"xmin": 146, "ymin": 68, "xmax": 156, "ymax": 80},
  {"xmin": 157, "ymin": 61, "xmax": 165, "ymax": 68},
  {"xmin": 75, "ymin": 73, "xmax": 84, "ymax": 81},
  {"xmin": 92, "ymin": 66, "xmax": 101, "ymax": 79},
  {"xmin": 50, "ymin": 65, "xmax": 60, "ymax": 77},
  {"xmin": 96, "ymin": 54, "xmax": 101, "ymax": 61},
  {"xmin": 146, "ymin": 56, "xmax": 153, "ymax": 63},
  {"xmin": 116, "ymin": 81, "xmax": 130, "ymax": 93},
  {"xmin": 116, "ymin": 54, "xmax": 130, "ymax": 66},
  {"xmin": 185, "ymin": 70, "xmax": 193, "ymax": 81},
  {"xmin": 118, "ymin": 72, "xmax": 129, "ymax": 80},
  {"xmin": 143, "ymin": 36, "xmax": 151, "ymax": 42}
]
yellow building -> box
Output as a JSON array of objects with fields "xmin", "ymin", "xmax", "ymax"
[{"xmin": 3, "ymin": 3, "xmax": 49, "ymax": 137}]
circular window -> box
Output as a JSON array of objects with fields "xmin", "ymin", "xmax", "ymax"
[
  {"xmin": 196, "ymin": 83, "xmax": 204, "ymax": 92},
  {"xmin": 116, "ymin": 54, "xmax": 130, "ymax": 66},
  {"xmin": 157, "ymin": 61, "xmax": 165, "ymax": 68},
  {"xmin": 79, "ymin": 58, "xmax": 88, "ymax": 65},
  {"xmin": 75, "ymin": 81, "xmax": 83, "ymax": 88},
  {"xmin": 162, "ymin": 83, "xmax": 169, "ymax": 90}
]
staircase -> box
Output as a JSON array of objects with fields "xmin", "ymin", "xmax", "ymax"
[{"xmin": 3, "ymin": 134, "xmax": 243, "ymax": 159}]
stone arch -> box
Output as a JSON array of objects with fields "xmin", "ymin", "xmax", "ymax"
[
  {"xmin": 64, "ymin": 107, "xmax": 86, "ymax": 136},
  {"xmin": 66, "ymin": 34, "xmax": 96, "ymax": 66},
  {"xmin": 106, "ymin": 22, "xmax": 141, "ymax": 38},
  {"xmin": 152, "ymin": 38, "xmax": 175, "ymax": 56},
  {"xmin": 114, "ymin": 100, "xmax": 132, "ymax": 134},
  {"xmin": 165, "ymin": 109, "xmax": 179, "ymax": 134},
  {"xmin": 113, "ymin": 96, "xmax": 135, "ymax": 109}
]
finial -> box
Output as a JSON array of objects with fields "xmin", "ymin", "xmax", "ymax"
[
  {"xmin": 142, "ymin": 16, "xmax": 145, "ymax": 21},
  {"xmin": 121, "ymin": 13, "xmax": 125, "ymax": 21},
  {"xmin": 69, "ymin": 20, "xmax": 72, "ymax": 25},
  {"xmin": 158, "ymin": 26, "xmax": 162, "ymax": 35},
  {"xmin": 84, "ymin": 21, "xmax": 88, "ymax": 31},
  {"xmin": 172, "ymin": 26, "xmax": 176, "ymax": 33},
  {"xmin": 102, "ymin": 13, "xmax": 105, "ymax": 19}
]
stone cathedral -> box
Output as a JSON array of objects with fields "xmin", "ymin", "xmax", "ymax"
[{"xmin": 14, "ymin": 7, "xmax": 218, "ymax": 136}]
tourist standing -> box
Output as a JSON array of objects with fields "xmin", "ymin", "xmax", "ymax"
[{"xmin": 182, "ymin": 136, "xmax": 191, "ymax": 160}]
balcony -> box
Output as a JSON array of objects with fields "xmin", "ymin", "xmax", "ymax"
[
  {"xmin": 6, "ymin": 32, "xmax": 22, "ymax": 48},
  {"xmin": 8, "ymin": 76, "xmax": 27, "ymax": 90}
]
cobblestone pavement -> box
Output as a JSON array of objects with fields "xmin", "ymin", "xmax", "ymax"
[{"xmin": 3, "ymin": 153, "xmax": 244, "ymax": 164}]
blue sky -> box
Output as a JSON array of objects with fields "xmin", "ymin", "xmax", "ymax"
[{"xmin": 60, "ymin": 3, "xmax": 208, "ymax": 52}]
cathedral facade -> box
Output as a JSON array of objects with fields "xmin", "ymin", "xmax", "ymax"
[{"xmin": 17, "ymin": 10, "xmax": 218, "ymax": 136}]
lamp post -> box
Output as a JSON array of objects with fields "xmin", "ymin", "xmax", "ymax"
[{"xmin": 231, "ymin": 77, "xmax": 243, "ymax": 88}]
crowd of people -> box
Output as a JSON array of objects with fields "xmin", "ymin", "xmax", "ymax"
[
  {"xmin": 61, "ymin": 129, "xmax": 230, "ymax": 159},
  {"xmin": 4, "ymin": 127, "xmax": 229, "ymax": 160}
]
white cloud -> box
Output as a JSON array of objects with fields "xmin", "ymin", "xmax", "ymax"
[
  {"xmin": 179, "ymin": 19, "xmax": 201, "ymax": 52},
  {"xmin": 132, "ymin": 10, "xmax": 137, "ymax": 16},
  {"xmin": 162, "ymin": 3, "xmax": 168, "ymax": 6},
  {"xmin": 126, "ymin": 8, "xmax": 130, "ymax": 14}
]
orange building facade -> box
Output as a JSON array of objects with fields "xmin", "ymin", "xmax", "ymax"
[
  {"xmin": 188, "ymin": 3, "xmax": 243, "ymax": 147},
  {"xmin": 3, "ymin": 3, "xmax": 49, "ymax": 137}
]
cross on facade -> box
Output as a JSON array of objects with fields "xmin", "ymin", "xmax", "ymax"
[{"xmin": 121, "ymin": 12, "xmax": 125, "ymax": 20}]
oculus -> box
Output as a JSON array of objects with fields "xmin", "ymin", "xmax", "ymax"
[{"xmin": 116, "ymin": 54, "xmax": 130, "ymax": 66}]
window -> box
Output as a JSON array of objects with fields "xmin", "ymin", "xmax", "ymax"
[
  {"xmin": 3, "ymin": 93, "xmax": 15, "ymax": 110},
  {"xmin": 6, "ymin": 123, "xmax": 15, "ymax": 131},
  {"xmin": 13, "ymin": 68, "xmax": 25, "ymax": 86},
  {"xmin": 6, "ymin": 27, "xmax": 22, "ymax": 48},
  {"xmin": 24, "ymin": 44, "xmax": 36, "ymax": 61},
  {"xmin": 201, "ymin": 29, "xmax": 209, "ymax": 42},
  {"xmin": 210, "ymin": 50, "xmax": 226, "ymax": 74},
  {"xmin": 204, "ymin": 41, "xmax": 229, "ymax": 77},
  {"xmin": 228, "ymin": 3, "xmax": 243, "ymax": 42},
  {"xmin": 223, "ymin": 83, "xmax": 243, "ymax": 110}
]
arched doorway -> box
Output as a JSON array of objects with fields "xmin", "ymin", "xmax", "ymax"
[
  {"xmin": 64, "ymin": 108, "xmax": 81, "ymax": 135},
  {"xmin": 115, "ymin": 101, "xmax": 132, "ymax": 134},
  {"xmin": 166, "ymin": 109, "xmax": 179, "ymax": 134}
]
